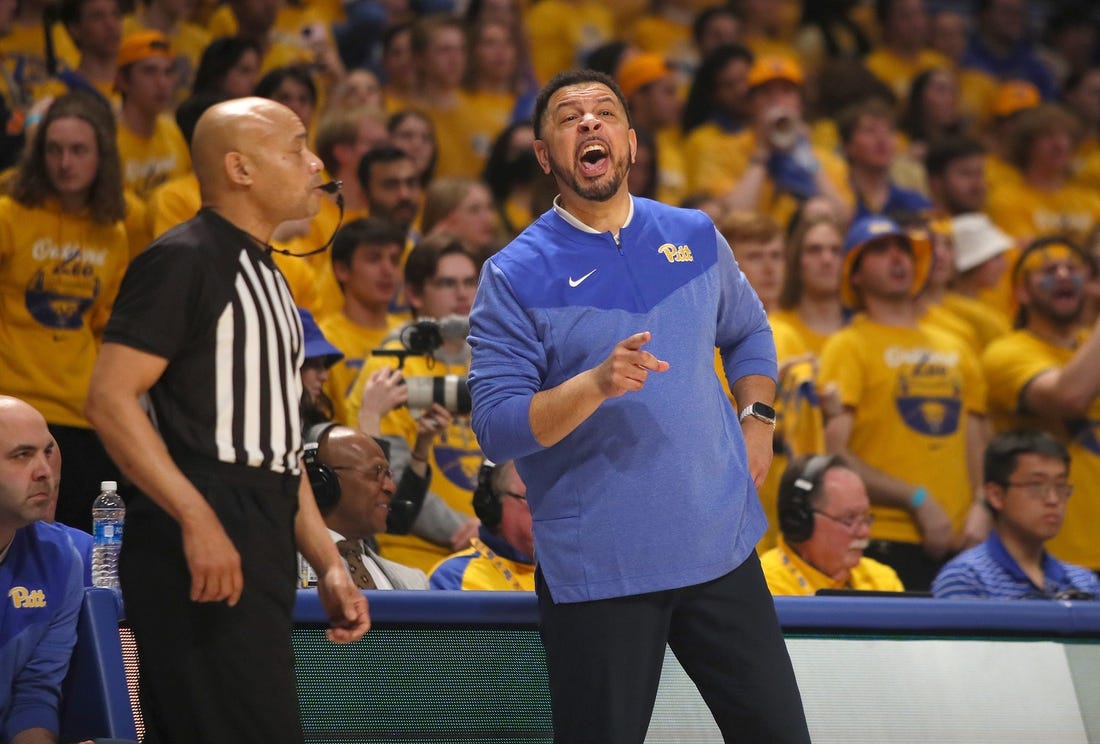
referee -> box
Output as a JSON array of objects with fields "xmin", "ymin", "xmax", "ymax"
[{"xmin": 85, "ymin": 98, "xmax": 369, "ymax": 743}]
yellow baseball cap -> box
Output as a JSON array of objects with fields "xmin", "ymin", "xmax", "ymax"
[
  {"xmin": 747, "ymin": 56, "xmax": 804, "ymax": 90},
  {"xmin": 117, "ymin": 31, "xmax": 173, "ymax": 69},
  {"xmin": 991, "ymin": 80, "xmax": 1040, "ymax": 119},
  {"xmin": 616, "ymin": 53, "xmax": 673, "ymax": 98}
]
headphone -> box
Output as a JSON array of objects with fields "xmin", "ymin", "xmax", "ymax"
[
  {"xmin": 471, "ymin": 459, "xmax": 500, "ymax": 530},
  {"xmin": 304, "ymin": 424, "xmax": 342, "ymax": 511},
  {"xmin": 777, "ymin": 454, "xmax": 837, "ymax": 543},
  {"xmin": 303, "ymin": 424, "xmax": 404, "ymax": 524}
]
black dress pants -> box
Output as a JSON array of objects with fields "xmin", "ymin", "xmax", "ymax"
[
  {"xmin": 119, "ymin": 460, "xmax": 301, "ymax": 744},
  {"xmin": 536, "ymin": 551, "xmax": 811, "ymax": 744}
]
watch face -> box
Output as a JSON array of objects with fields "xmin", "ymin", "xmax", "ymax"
[{"xmin": 753, "ymin": 402, "xmax": 776, "ymax": 420}]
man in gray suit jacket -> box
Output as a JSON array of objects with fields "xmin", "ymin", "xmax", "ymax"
[{"xmin": 313, "ymin": 425, "xmax": 430, "ymax": 590}]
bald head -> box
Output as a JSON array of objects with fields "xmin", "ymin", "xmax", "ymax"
[
  {"xmin": 317, "ymin": 425, "xmax": 381, "ymax": 465},
  {"xmin": 316, "ymin": 426, "xmax": 395, "ymax": 539},
  {"xmin": 0, "ymin": 395, "xmax": 48, "ymax": 431},
  {"xmin": 0, "ymin": 396, "xmax": 58, "ymax": 537},
  {"xmin": 192, "ymin": 96, "xmax": 323, "ymax": 236},
  {"xmin": 192, "ymin": 97, "xmax": 295, "ymax": 195}
]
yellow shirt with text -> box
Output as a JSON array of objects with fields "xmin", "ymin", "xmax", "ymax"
[
  {"xmin": 818, "ymin": 315, "xmax": 985, "ymax": 544},
  {"xmin": 0, "ymin": 196, "xmax": 129, "ymax": 426}
]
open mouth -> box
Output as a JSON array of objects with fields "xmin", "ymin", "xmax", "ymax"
[{"xmin": 578, "ymin": 141, "xmax": 609, "ymax": 177}]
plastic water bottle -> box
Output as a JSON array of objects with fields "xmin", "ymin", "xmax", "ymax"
[{"xmin": 92, "ymin": 480, "xmax": 125, "ymax": 589}]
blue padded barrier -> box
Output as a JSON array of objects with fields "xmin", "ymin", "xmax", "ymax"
[{"xmin": 59, "ymin": 588, "xmax": 137, "ymax": 742}]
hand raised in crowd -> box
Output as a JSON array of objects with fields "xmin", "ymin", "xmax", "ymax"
[
  {"xmin": 316, "ymin": 562, "xmax": 371, "ymax": 644},
  {"xmin": 593, "ymin": 331, "xmax": 670, "ymax": 399},
  {"xmin": 358, "ymin": 366, "xmax": 409, "ymax": 437},
  {"xmin": 412, "ymin": 403, "xmax": 452, "ymax": 461},
  {"xmin": 912, "ymin": 495, "xmax": 954, "ymax": 560}
]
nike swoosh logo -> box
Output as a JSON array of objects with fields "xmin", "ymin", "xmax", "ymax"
[{"xmin": 568, "ymin": 269, "xmax": 597, "ymax": 287}]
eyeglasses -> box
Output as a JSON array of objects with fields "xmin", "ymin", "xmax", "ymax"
[
  {"xmin": 500, "ymin": 490, "xmax": 527, "ymax": 501},
  {"xmin": 429, "ymin": 276, "xmax": 478, "ymax": 291},
  {"xmin": 814, "ymin": 510, "xmax": 874, "ymax": 530},
  {"xmin": 1004, "ymin": 481, "xmax": 1073, "ymax": 502},
  {"xmin": 329, "ymin": 464, "xmax": 393, "ymax": 483}
]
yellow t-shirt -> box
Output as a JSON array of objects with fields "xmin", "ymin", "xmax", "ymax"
[
  {"xmin": 0, "ymin": 196, "xmax": 130, "ymax": 426},
  {"xmin": 981, "ymin": 329, "xmax": 1100, "ymax": 569},
  {"xmin": 1072, "ymin": 136, "xmax": 1100, "ymax": 192},
  {"xmin": 987, "ymin": 177, "xmax": 1100, "ymax": 246},
  {"xmin": 525, "ymin": 0, "xmax": 613, "ymax": 85},
  {"xmin": 0, "ymin": 21, "xmax": 79, "ymax": 92},
  {"xmin": 206, "ymin": 0, "xmax": 344, "ymax": 38},
  {"xmin": 760, "ymin": 536, "xmax": 905, "ymax": 595},
  {"xmin": 864, "ymin": 47, "xmax": 951, "ymax": 103},
  {"xmin": 122, "ymin": 190, "xmax": 151, "ymax": 260},
  {"xmin": 116, "ymin": 113, "xmax": 192, "ymax": 199},
  {"xmin": 957, "ymin": 67, "xmax": 999, "ymax": 127},
  {"xmin": 348, "ymin": 346, "xmax": 484, "ymax": 572},
  {"xmin": 420, "ymin": 90, "xmax": 505, "ymax": 180},
  {"xmin": 818, "ymin": 315, "xmax": 986, "ymax": 544},
  {"xmin": 147, "ymin": 172, "xmax": 200, "ymax": 238},
  {"xmin": 270, "ymin": 249, "xmax": 319, "ymax": 313},
  {"xmin": 756, "ymin": 316, "xmax": 823, "ymax": 554},
  {"xmin": 628, "ymin": 14, "xmax": 695, "ymax": 79},
  {"xmin": 683, "ymin": 122, "xmax": 739, "ymax": 196},
  {"xmin": 769, "ymin": 308, "xmax": 837, "ymax": 356},
  {"xmin": 921, "ymin": 301, "xmax": 981, "ymax": 356},
  {"xmin": 940, "ymin": 292, "xmax": 1010, "ymax": 352},
  {"xmin": 773, "ymin": 316, "xmax": 822, "ymax": 461},
  {"xmin": 33, "ymin": 75, "xmax": 118, "ymax": 108},
  {"xmin": 318, "ymin": 312, "xmax": 403, "ymax": 427}
]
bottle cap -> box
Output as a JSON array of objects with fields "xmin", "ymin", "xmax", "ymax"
[{"xmin": 100, "ymin": 480, "xmax": 118, "ymax": 491}]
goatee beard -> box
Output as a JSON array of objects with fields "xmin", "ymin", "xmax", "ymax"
[{"xmin": 547, "ymin": 153, "xmax": 627, "ymax": 202}]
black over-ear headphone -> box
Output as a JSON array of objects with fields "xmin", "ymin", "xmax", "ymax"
[
  {"xmin": 304, "ymin": 439, "xmax": 342, "ymax": 511},
  {"xmin": 778, "ymin": 454, "xmax": 836, "ymax": 543},
  {"xmin": 303, "ymin": 423, "xmax": 346, "ymax": 511},
  {"xmin": 471, "ymin": 459, "xmax": 500, "ymax": 530}
]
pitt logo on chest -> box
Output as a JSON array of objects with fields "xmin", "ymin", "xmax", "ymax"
[{"xmin": 657, "ymin": 243, "xmax": 693, "ymax": 263}]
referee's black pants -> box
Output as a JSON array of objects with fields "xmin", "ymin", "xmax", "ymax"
[
  {"xmin": 536, "ymin": 551, "xmax": 810, "ymax": 744},
  {"xmin": 119, "ymin": 460, "xmax": 302, "ymax": 744}
]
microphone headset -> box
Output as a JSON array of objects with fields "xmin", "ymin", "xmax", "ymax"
[
  {"xmin": 267, "ymin": 180, "xmax": 345, "ymax": 259},
  {"xmin": 777, "ymin": 454, "xmax": 839, "ymax": 543}
]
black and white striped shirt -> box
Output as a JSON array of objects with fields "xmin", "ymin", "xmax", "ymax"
[{"xmin": 105, "ymin": 209, "xmax": 304, "ymax": 474}]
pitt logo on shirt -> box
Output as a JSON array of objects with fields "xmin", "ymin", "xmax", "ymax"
[
  {"xmin": 657, "ymin": 243, "xmax": 694, "ymax": 263},
  {"xmin": 8, "ymin": 586, "xmax": 47, "ymax": 608}
]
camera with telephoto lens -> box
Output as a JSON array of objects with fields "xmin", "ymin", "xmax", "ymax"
[{"xmin": 372, "ymin": 316, "xmax": 472, "ymax": 415}]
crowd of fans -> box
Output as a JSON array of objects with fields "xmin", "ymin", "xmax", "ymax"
[{"xmin": 4, "ymin": 0, "xmax": 1100, "ymax": 598}]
